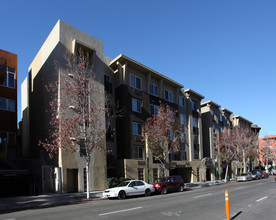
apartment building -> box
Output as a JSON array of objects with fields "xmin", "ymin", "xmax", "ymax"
[
  {"xmin": 21, "ymin": 20, "xmax": 113, "ymax": 193},
  {"xmin": 108, "ymin": 55, "xmax": 206, "ymax": 183},
  {"xmin": 258, "ymin": 135, "xmax": 276, "ymax": 168},
  {"xmin": 0, "ymin": 49, "xmax": 17, "ymax": 158},
  {"xmin": 201, "ymin": 101, "xmax": 234, "ymax": 180}
]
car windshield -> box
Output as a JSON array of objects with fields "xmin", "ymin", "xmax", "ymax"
[
  {"xmin": 241, "ymin": 173, "xmax": 248, "ymax": 176},
  {"xmin": 154, "ymin": 178, "xmax": 166, "ymax": 183},
  {"xmin": 117, "ymin": 181, "xmax": 130, "ymax": 187}
]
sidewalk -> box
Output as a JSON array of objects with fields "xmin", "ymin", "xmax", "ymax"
[{"xmin": 0, "ymin": 191, "xmax": 103, "ymax": 214}]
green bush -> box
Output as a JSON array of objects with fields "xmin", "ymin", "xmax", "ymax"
[{"xmin": 106, "ymin": 177, "xmax": 126, "ymax": 188}]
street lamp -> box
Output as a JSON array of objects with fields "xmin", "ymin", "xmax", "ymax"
[{"xmin": 215, "ymin": 157, "xmax": 218, "ymax": 183}]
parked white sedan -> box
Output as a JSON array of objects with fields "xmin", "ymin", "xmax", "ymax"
[
  {"xmin": 103, "ymin": 180, "xmax": 155, "ymax": 199},
  {"xmin": 237, "ymin": 172, "xmax": 253, "ymax": 182}
]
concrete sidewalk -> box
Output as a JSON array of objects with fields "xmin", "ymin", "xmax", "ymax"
[{"xmin": 0, "ymin": 191, "xmax": 103, "ymax": 214}]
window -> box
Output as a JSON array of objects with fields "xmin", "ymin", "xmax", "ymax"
[
  {"xmin": 132, "ymin": 98, "xmax": 141, "ymax": 113},
  {"xmin": 219, "ymin": 113, "xmax": 223, "ymax": 122},
  {"xmin": 138, "ymin": 168, "xmax": 144, "ymax": 180},
  {"xmin": 192, "ymin": 102, "xmax": 197, "ymax": 111},
  {"xmin": 150, "ymin": 104, "xmax": 159, "ymax": 115},
  {"xmin": 130, "ymin": 74, "xmax": 141, "ymax": 90},
  {"xmin": 150, "ymin": 83, "xmax": 158, "ymax": 96},
  {"xmin": 133, "ymin": 146, "xmax": 143, "ymax": 159},
  {"xmin": 133, "ymin": 122, "xmax": 142, "ymax": 135},
  {"xmin": 213, "ymin": 124, "xmax": 216, "ymax": 132},
  {"xmin": 193, "ymin": 117, "xmax": 198, "ymax": 128},
  {"xmin": 153, "ymin": 168, "xmax": 158, "ymax": 181},
  {"xmin": 179, "ymin": 96, "xmax": 185, "ymax": 107},
  {"xmin": 0, "ymin": 98, "xmax": 15, "ymax": 112},
  {"xmin": 164, "ymin": 90, "xmax": 173, "ymax": 102},
  {"xmin": 1, "ymin": 67, "xmax": 15, "ymax": 88},
  {"xmin": 104, "ymin": 75, "xmax": 112, "ymax": 94},
  {"xmin": 180, "ymin": 114, "xmax": 186, "ymax": 126},
  {"xmin": 170, "ymin": 130, "xmax": 174, "ymax": 141},
  {"xmin": 180, "ymin": 131, "xmax": 187, "ymax": 143},
  {"xmin": 0, "ymin": 132, "xmax": 16, "ymax": 145}
]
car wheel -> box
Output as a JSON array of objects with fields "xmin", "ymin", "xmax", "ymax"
[
  {"xmin": 118, "ymin": 191, "xmax": 126, "ymax": 200},
  {"xmin": 161, "ymin": 187, "xmax": 167, "ymax": 194},
  {"xmin": 145, "ymin": 189, "xmax": 151, "ymax": 197},
  {"xmin": 179, "ymin": 185, "xmax": 184, "ymax": 192}
]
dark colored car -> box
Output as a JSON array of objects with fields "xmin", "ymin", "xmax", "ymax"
[
  {"xmin": 251, "ymin": 170, "xmax": 261, "ymax": 180},
  {"xmin": 152, "ymin": 176, "xmax": 184, "ymax": 194}
]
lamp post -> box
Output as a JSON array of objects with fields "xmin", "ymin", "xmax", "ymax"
[{"xmin": 215, "ymin": 157, "xmax": 219, "ymax": 183}]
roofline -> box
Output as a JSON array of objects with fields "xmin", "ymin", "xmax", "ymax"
[
  {"xmin": 184, "ymin": 89, "xmax": 205, "ymax": 100},
  {"xmin": 233, "ymin": 115, "xmax": 253, "ymax": 124},
  {"xmin": 221, "ymin": 108, "xmax": 233, "ymax": 114},
  {"xmin": 109, "ymin": 54, "xmax": 184, "ymax": 88},
  {"xmin": 201, "ymin": 100, "xmax": 221, "ymax": 109}
]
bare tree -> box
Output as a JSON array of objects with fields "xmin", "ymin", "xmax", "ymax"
[
  {"xmin": 142, "ymin": 103, "xmax": 181, "ymax": 177},
  {"xmin": 39, "ymin": 49, "xmax": 110, "ymax": 198}
]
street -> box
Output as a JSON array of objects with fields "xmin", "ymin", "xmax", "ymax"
[{"xmin": 0, "ymin": 178, "xmax": 275, "ymax": 220}]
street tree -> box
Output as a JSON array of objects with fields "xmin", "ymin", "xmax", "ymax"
[
  {"xmin": 39, "ymin": 49, "xmax": 110, "ymax": 199},
  {"xmin": 142, "ymin": 103, "xmax": 181, "ymax": 177},
  {"xmin": 259, "ymin": 139, "xmax": 274, "ymax": 170}
]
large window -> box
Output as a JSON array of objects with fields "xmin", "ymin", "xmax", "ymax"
[
  {"xmin": 0, "ymin": 132, "xmax": 16, "ymax": 145},
  {"xmin": 150, "ymin": 83, "xmax": 158, "ymax": 96},
  {"xmin": 132, "ymin": 98, "xmax": 141, "ymax": 113},
  {"xmin": 0, "ymin": 98, "xmax": 15, "ymax": 112},
  {"xmin": 133, "ymin": 146, "xmax": 143, "ymax": 159},
  {"xmin": 138, "ymin": 168, "xmax": 144, "ymax": 180},
  {"xmin": 150, "ymin": 104, "xmax": 159, "ymax": 115},
  {"xmin": 1, "ymin": 67, "xmax": 15, "ymax": 88},
  {"xmin": 193, "ymin": 117, "xmax": 198, "ymax": 128},
  {"xmin": 179, "ymin": 96, "xmax": 185, "ymax": 107},
  {"xmin": 133, "ymin": 121, "xmax": 142, "ymax": 135},
  {"xmin": 164, "ymin": 90, "xmax": 173, "ymax": 102},
  {"xmin": 130, "ymin": 74, "xmax": 141, "ymax": 90}
]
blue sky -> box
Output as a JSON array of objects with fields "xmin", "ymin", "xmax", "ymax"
[{"xmin": 1, "ymin": 0, "xmax": 275, "ymax": 138}]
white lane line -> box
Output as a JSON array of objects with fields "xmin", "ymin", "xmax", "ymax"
[
  {"xmin": 256, "ymin": 196, "xmax": 268, "ymax": 202},
  {"xmin": 193, "ymin": 193, "xmax": 212, "ymax": 199},
  {"xmin": 99, "ymin": 207, "xmax": 143, "ymax": 216},
  {"xmin": 235, "ymin": 187, "xmax": 245, "ymax": 190}
]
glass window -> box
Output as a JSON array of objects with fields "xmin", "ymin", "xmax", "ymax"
[
  {"xmin": 0, "ymin": 98, "xmax": 6, "ymax": 110},
  {"xmin": 180, "ymin": 114, "xmax": 186, "ymax": 126},
  {"xmin": 192, "ymin": 102, "xmax": 197, "ymax": 111},
  {"xmin": 133, "ymin": 146, "xmax": 143, "ymax": 159},
  {"xmin": 133, "ymin": 122, "xmax": 142, "ymax": 135},
  {"xmin": 179, "ymin": 96, "xmax": 185, "ymax": 107},
  {"xmin": 150, "ymin": 104, "xmax": 158, "ymax": 115},
  {"xmin": 138, "ymin": 168, "xmax": 144, "ymax": 180},
  {"xmin": 7, "ymin": 99, "xmax": 15, "ymax": 112},
  {"xmin": 164, "ymin": 90, "xmax": 173, "ymax": 102},
  {"xmin": 150, "ymin": 83, "xmax": 158, "ymax": 96},
  {"xmin": 130, "ymin": 74, "xmax": 141, "ymax": 90},
  {"xmin": 8, "ymin": 132, "xmax": 16, "ymax": 145},
  {"xmin": 193, "ymin": 117, "xmax": 198, "ymax": 128},
  {"xmin": 1, "ymin": 67, "xmax": 15, "ymax": 88},
  {"xmin": 132, "ymin": 98, "xmax": 141, "ymax": 113}
]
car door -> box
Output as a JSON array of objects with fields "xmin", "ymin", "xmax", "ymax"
[
  {"xmin": 135, "ymin": 181, "xmax": 146, "ymax": 195},
  {"xmin": 127, "ymin": 181, "xmax": 138, "ymax": 196}
]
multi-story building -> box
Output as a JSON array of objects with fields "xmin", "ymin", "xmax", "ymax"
[
  {"xmin": 21, "ymin": 20, "xmax": 113, "ymax": 193},
  {"xmin": 201, "ymin": 101, "xmax": 234, "ymax": 180},
  {"xmin": 258, "ymin": 135, "xmax": 276, "ymax": 169},
  {"xmin": 0, "ymin": 49, "xmax": 17, "ymax": 158},
  {"xmin": 109, "ymin": 55, "xmax": 206, "ymax": 183}
]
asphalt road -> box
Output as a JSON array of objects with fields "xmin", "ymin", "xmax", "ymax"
[{"xmin": 0, "ymin": 178, "xmax": 275, "ymax": 220}]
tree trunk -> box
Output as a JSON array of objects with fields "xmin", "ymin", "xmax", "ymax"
[
  {"xmin": 224, "ymin": 164, "xmax": 229, "ymax": 182},
  {"xmin": 86, "ymin": 162, "xmax": 90, "ymax": 199}
]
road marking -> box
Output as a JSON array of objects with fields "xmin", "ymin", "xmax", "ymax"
[
  {"xmin": 193, "ymin": 193, "xmax": 212, "ymax": 199},
  {"xmin": 256, "ymin": 196, "xmax": 268, "ymax": 202},
  {"xmin": 235, "ymin": 187, "xmax": 245, "ymax": 190},
  {"xmin": 99, "ymin": 207, "xmax": 143, "ymax": 216}
]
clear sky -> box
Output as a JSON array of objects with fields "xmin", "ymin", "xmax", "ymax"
[{"xmin": 1, "ymin": 0, "xmax": 275, "ymax": 138}]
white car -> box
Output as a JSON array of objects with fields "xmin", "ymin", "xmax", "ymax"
[
  {"xmin": 103, "ymin": 180, "xmax": 155, "ymax": 199},
  {"xmin": 237, "ymin": 172, "xmax": 253, "ymax": 182}
]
